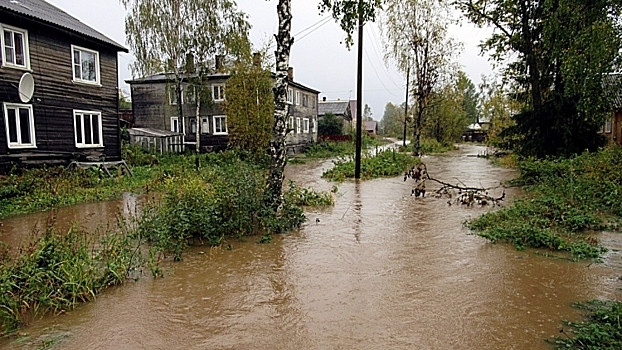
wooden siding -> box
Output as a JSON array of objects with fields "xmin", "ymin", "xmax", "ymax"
[
  {"xmin": 130, "ymin": 77, "xmax": 319, "ymax": 153},
  {"xmin": 0, "ymin": 12, "xmax": 121, "ymax": 170}
]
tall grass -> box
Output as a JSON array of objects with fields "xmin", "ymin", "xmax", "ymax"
[{"xmin": 0, "ymin": 221, "xmax": 141, "ymax": 335}]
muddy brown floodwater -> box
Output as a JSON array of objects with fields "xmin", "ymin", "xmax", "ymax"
[{"xmin": 2, "ymin": 144, "xmax": 622, "ymax": 350}]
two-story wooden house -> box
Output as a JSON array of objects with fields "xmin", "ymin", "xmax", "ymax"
[
  {"xmin": 127, "ymin": 67, "xmax": 319, "ymax": 154},
  {"xmin": 0, "ymin": 0, "xmax": 127, "ymax": 172}
]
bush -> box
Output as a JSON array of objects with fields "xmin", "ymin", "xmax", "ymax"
[{"xmin": 135, "ymin": 153, "xmax": 333, "ymax": 260}]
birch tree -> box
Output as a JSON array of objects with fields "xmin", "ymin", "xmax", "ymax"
[
  {"xmin": 121, "ymin": 0, "xmax": 250, "ymax": 151},
  {"xmin": 380, "ymin": 0, "xmax": 459, "ymax": 155}
]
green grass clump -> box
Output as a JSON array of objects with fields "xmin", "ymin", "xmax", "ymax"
[
  {"xmin": 468, "ymin": 146, "xmax": 622, "ymax": 259},
  {"xmin": 0, "ymin": 224, "xmax": 141, "ymax": 335},
  {"xmin": 553, "ymin": 300, "xmax": 622, "ymax": 349},
  {"xmin": 322, "ymin": 149, "xmax": 421, "ymax": 181},
  {"xmin": 305, "ymin": 141, "xmax": 355, "ymax": 159}
]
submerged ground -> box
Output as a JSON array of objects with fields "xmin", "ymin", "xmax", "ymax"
[{"xmin": 1, "ymin": 144, "xmax": 621, "ymax": 349}]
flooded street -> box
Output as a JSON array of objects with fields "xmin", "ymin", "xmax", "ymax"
[{"xmin": 2, "ymin": 144, "xmax": 621, "ymax": 349}]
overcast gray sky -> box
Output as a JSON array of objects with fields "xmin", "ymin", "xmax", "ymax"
[{"xmin": 46, "ymin": 0, "xmax": 494, "ymax": 121}]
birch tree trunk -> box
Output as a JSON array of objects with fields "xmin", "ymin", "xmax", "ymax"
[{"xmin": 266, "ymin": 0, "xmax": 293, "ymax": 211}]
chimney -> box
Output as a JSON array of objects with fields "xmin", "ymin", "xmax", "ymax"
[
  {"xmin": 215, "ymin": 55, "xmax": 223, "ymax": 71},
  {"xmin": 322, "ymin": 96, "xmax": 326, "ymax": 102},
  {"xmin": 287, "ymin": 67, "xmax": 293, "ymax": 81},
  {"xmin": 252, "ymin": 52, "xmax": 262, "ymax": 67}
]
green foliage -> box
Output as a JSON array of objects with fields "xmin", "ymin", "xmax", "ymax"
[
  {"xmin": 318, "ymin": 112, "xmax": 344, "ymax": 136},
  {"xmin": 122, "ymin": 142, "xmax": 159, "ymax": 167},
  {"xmin": 322, "ymin": 149, "xmax": 421, "ymax": 181},
  {"xmin": 0, "ymin": 223, "xmax": 140, "ymax": 335},
  {"xmin": 459, "ymin": 0, "xmax": 622, "ymax": 158},
  {"xmin": 379, "ymin": 102, "xmax": 406, "ymax": 137},
  {"xmin": 318, "ymin": 0, "xmax": 383, "ymax": 48},
  {"xmin": 134, "ymin": 152, "xmax": 332, "ymax": 260},
  {"xmin": 419, "ymin": 138, "xmax": 456, "ymax": 154},
  {"xmin": 425, "ymin": 73, "xmax": 472, "ymax": 145},
  {"xmin": 553, "ymin": 300, "xmax": 622, "ymax": 349},
  {"xmin": 223, "ymin": 61, "xmax": 274, "ymax": 155},
  {"xmin": 305, "ymin": 140, "xmax": 354, "ymax": 158},
  {"xmin": 468, "ymin": 147, "xmax": 622, "ymax": 259}
]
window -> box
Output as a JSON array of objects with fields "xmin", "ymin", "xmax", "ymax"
[
  {"xmin": 312, "ymin": 97, "xmax": 316, "ymax": 109},
  {"xmin": 302, "ymin": 94, "xmax": 308, "ymax": 107},
  {"xmin": 212, "ymin": 84, "xmax": 225, "ymax": 102},
  {"xmin": 295, "ymin": 91, "xmax": 301, "ymax": 106},
  {"xmin": 296, "ymin": 117, "xmax": 301, "ymax": 134},
  {"xmin": 171, "ymin": 117, "xmax": 179, "ymax": 132},
  {"xmin": 289, "ymin": 116, "xmax": 294, "ymax": 130},
  {"xmin": 287, "ymin": 88, "xmax": 293, "ymax": 104},
  {"xmin": 73, "ymin": 110, "xmax": 103, "ymax": 147},
  {"xmin": 201, "ymin": 118, "xmax": 209, "ymax": 134},
  {"xmin": 311, "ymin": 118, "xmax": 316, "ymax": 133},
  {"xmin": 71, "ymin": 45, "xmax": 100, "ymax": 84},
  {"xmin": 303, "ymin": 118, "xmax": 309, "ymax": 133},
  {"xmin": 1, "ymin": 25, "xmax": 29, "ymax": 69},
  {"xmin": 169, "ymin": 87, "xmax": 182, "ymax": 105},
  {"xmin": 605, "ymin": 120, "xmax": 612, "ymax": 133},
  {"xmin": 190, "ymin": 118, "xmax": 197, "ymax": 134},
  {"xmin": 3, "ymin": 103, "xmax": 35, "ymax": 148},
  {"xmin": 186, "ymin": 85, "xmax": 196, "ymax": 104},
  {"xmin": 213, "ymin": 115, "xmax": 227, "ymax": 135}
]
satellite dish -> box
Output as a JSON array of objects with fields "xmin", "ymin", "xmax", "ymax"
[{"xmin": 18, "ymin": 73, "xmax": 35, "ymax": 103}]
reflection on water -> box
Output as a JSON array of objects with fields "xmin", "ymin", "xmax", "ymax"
[{"xmin": 1, "ymin": 144, "xmax": 621, "ymax": 350}]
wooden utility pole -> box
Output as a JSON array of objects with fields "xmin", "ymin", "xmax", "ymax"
[
  {"xmin": 354, "ymin": 0, "xmax": 364, "ymax": 179},
  {"xmin": 403, "ymin": 65, "xmax": 410, "ymax": 147}
]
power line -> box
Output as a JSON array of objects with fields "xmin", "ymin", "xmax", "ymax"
[
  {"xmin": 268, "ymin": 16, "xmax": 332, "ymax": 49},
  {"xmin": 366, "ymin": 26, "xmax": 402, "ymax": 89},
  {"xmin": 364, "ymin": 48, "xmax": 400, "ymax": 97}
]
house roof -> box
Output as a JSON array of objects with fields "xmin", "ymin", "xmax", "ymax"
[
  {"xmin": 126, "ymin": 71, "xmax": 321, "ymax": 94},
  {"xmin": 604, "ymin": 73, "xmax": 622, "ymax": 109},
  {"xmin": 128, "ymin": 128, "xmax": 181, "ymax": 137},
  {"xmin": 318, "ymin": 100, "xmax": 350, "ymax": 116},
  {"xmin": 0, "ymin": 0, "xmax": 127, "ymax": 51},
  {"xmin": 365, "ymin": 121, "xmax": 377, "ymax": 131}
]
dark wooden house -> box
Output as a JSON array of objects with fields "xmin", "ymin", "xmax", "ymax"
[
  {"xmin": 318, "ymin": 98, "xmax": 353, "ymax": 134},
  {"xmin": 127, "ymin": 67, "xmax": 319, "ymax": 154},
  {"xmin": 602, "ymin": 74, "xmax": 622, "ymax": 146},
  {"xmin": 0, "ymin": 0, "xmax": 127, "ymax": 171}
]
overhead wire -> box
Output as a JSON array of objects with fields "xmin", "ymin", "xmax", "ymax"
[
  {"xmin": 366, "ymin": 25, "xmax": 402, "ymax": 89},
  {"xmin": 364, "ymin": 48, "xmax": 400, "ymax": 97}
]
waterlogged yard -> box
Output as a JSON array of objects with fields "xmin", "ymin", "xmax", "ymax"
[{"xmin": 0, "ymin": 144, "xmax": 621, "ymax": 349}]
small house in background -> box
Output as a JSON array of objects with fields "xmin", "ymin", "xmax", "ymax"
[
  {"xmin": 0, "ymin": 0, "xmax": 127, "ymax": 172},
  {"xmin": 318, "ymin": 98, "xmax": 354, "ymax": 133},
  {"xmin": 464, "ymin": 123, "xmax": 486, "ymax": 142},
  {"xmin": 127, "ymin": 66, "xmax": 319, "ymax": 154},
  {"xmin": 601, "ymin": 74, "xmax": 622, "ymax": 146},
  {"xmin": 127, "ymin": 128, "xmax": 182, "ymax": 154},
  {"xmin": 365, "ymin": 121, "xmax": 378, "ymax": 136}
]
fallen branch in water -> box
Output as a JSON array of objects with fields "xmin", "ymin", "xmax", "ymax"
[{"xmin": 404, "ymin": 163, "xmax": 506, "ymax": 206}]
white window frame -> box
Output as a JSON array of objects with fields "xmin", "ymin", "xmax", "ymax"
[
  {"xmin": 296, "ymin": 117, "xmax": 301, "ymax": 134},
  {"xmin": 302, "ymin": 94, "xmax": 308, "ymax": 107},
  {"xmin": 71, "ymin": 45, "xmax": 100, "ymax": 85},
  {"xmin": 303, "ymin": 118, "xmax": 310, "ymax": 133},
  {"xmin": 171, "ymin": 117, "xmax": 179, "ymax": 133},
  {"xmin": 311, "ymin": 118, "xmax": 316, "ymax": 133},
  {"xmin": 295, "ymin": 91, "xmax": 301, "ymax": 106},
  {"xmin": 213, "ymin": 115, "xmax": 228, "ymax": 135},
  {"xmin": 3, "ymin": 102, "xmax": 36, "ymax": 149},
  {"xmin": 1, "ymin": 24, "xmax": 30, "ymax": 70},
  {"xmin": 289, "ymin": 116, "xmax": 294, "ymax": 130},
  {"xmin": 73, "ymin": 110, "xmax": 103, "ymax": 148},
  {"xmin": 212, "ymin": 84, "xmax": 225, "ymax": 102},
  {"xmin": 287, "ymin": 88, "xmax": 293, "ymax": 104},
  {"xmin": 605, "ymin": 119, "xmax": 612, "ymax": 133}
]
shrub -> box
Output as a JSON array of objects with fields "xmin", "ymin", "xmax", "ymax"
[{"xmin": 553, "ymin": 300, "xmax": 622, "ymax": 349}]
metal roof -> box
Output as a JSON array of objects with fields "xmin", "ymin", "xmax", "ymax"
[
  {"xmin": 128, "ymin": 128, "xmax": 181, "ymax": 137},
  {"xmin": 0, "ymin": 0, "xmax": 127, "ymax": 51},
  {"xmin": 365, "ymin": 121, "xmax": 377, "ymax": 131},
  {"xmin": 318, "ymin": 101, "xmax": 350, "ymax": 116}
]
